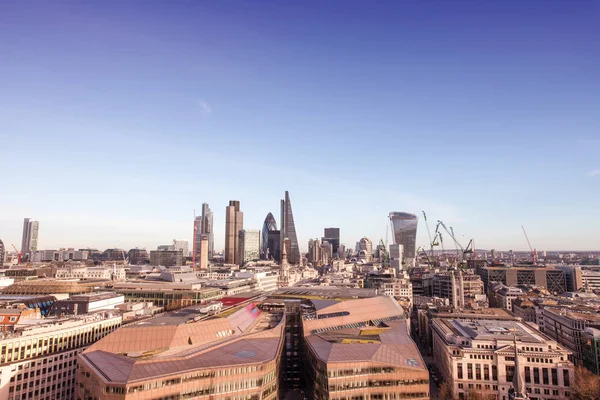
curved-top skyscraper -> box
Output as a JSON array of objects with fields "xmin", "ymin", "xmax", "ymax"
[
  {"xmin": 389, "ymin": 212, "xmax": 418, "ymax": 264},
  {"xmin": 261, "ymin": 213, "xmax": 278, "ymax": 259}
]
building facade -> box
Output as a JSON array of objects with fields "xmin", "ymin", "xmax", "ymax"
[
  {"xmin": 172, "ymin": 240, "xmax": 189, "ymax": 257},
  {"xmin": 149, "ymin": 250, "xmax": 183, "ymax": 267},
  {"xmin": 0, "ymin": 312, "xmax": 121, "ymax": 400},
  {"xmin": 322, "ymin": 227, "xmax": 340, "ymax": 258},
  {"xmin": 431, "ymin": 318, "xmax": 574, "ymax": 400},
  {"xmin": 0, "ymin": 239, "xmax": 5, "ymax": 265},
  {"xmin": 280, "ymin": 191, "xmax": 300, "ymax": 265},
  {"xmin": 238, "ymin": 229, "xmax": 260, "ymax": 265},
  {"xmin": 225, "ymin": 200, "xmax": 244, "ymax": 265},
  {"xmin": 261, "ymin": 213, "xmax": 278, "ymax": 260},
  {"xmin": 201, "ymin": 202, "xmax": 214, "ymax": 258},
  {"xmin": 389, "ymin": 212, "xmax": 418, "ymax": 267},
  {"xmin": 477, "ymin": 266, "xmax": 567, "ymax": 294},
  {"xmin": 20, "ymin": 218, "xmax": 39, "ymax": 262}
]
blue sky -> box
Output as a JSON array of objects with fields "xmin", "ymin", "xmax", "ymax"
[{"xmin": 1, "ymin": 1, "xmax": 598, "ymax": 252}]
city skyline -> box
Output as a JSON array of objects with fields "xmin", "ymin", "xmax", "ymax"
[{"xmin": 1, "ymin": 1, "xmax": 598, "ymax": 252}]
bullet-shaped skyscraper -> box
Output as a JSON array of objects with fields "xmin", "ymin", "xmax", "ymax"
[{"xmin": 225, "ymin": 201, "xmax": 243, "ymax": 265}]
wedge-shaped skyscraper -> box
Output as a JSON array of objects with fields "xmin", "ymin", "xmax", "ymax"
[{"xmin": 280, "ymin": 191, "xmax": 300, "ymax": 264}]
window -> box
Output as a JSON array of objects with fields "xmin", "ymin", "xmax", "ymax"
[
  {"xmin": 564, "ymin": 370, "xmax": 570, "ymax": 387},
  {"xmin": 551, "ymin": 369, "xmax": 558, "ymax": 386},
  {"xmin": 525, "ymin": 367, "xmax": 531, "ymax": 383},
  {"xmin": 457, "ymin": 363, "xmax": 463, "ymax": 379},
  {"xmin": 534, "ymin": 368, "xmax": 540, "ymax": 384},
  {"xmin": 543, "ymin": 368, "xmax": 549, "ymax": 385}
]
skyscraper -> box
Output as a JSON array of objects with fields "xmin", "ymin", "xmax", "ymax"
[
  {"xmin": 261, "ymin": 213, "xmax": 278, "ymax": 259},
  {"xmin": 389, "ymin": 212, "xmax": 418, "ymax": 266},
  {"xmin": 280, "ymin": 191, "xmax": 300, "ymax": 265},
  {"xmin": 199, "ymin": 234, "xmax": 209, "ymax": 270},
  {"xmin": 238, "ymin": 229, "xmax": 260, "ymax": 264},
  {"xmin": 201, "ymin": 203, "xmax": 214, "ymax": 257},
  {"xmin": 0, "ymin": 239, "xmax": 5, "ymax": 265},
  {"xmin": 322, "ymin": 227, "xmax": 340, "ymax": 257},
  {"xmin": 20, "ymin": 218, "xmax": 39, "ymax": 262},
  {"xmin": 225, "ymin": 200, "xmax": 243, "ymax": 264}
]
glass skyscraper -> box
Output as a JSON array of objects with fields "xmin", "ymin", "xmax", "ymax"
[
  {"xmin": 389, "ymin": 212, "xmax": 418, "ymax": 262},
  {"xmin": 280, "ymin": 191, "xmax": 300, "ymax": 264},
  {"xmin": 261, "ymin": 212, "xmax": 278, "ymax": 259}
]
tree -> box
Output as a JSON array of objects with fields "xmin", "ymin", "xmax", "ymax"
[
  {"xmin": 439, "ymin": 381, "xmax": 453, "ymax": 400},
  {"xmin": 571, "ymin": 365, "xmax": 600, "ymax": 400}
]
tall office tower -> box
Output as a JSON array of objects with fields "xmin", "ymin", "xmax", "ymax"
[
  {"xmin": 199, "ymin": 234, "xmax": 209, "ymax": 269},
  {"xmin": 358, "ymin": 237, "xmax": 373, "ymax": 261},
  {"xmin": 0, "ymin": 239, "xmax": 4, "ymax": 265},
  {"xmin": 389, "ymin": 212, "xmax": 418, "ymax": 267},
  {"xmin": 20, "ymin": 218, "xmax": 39, "ymax": 262},
  {"xmin": 201, "ymin": 203, "xmax": 214, "ymax": 257},
  {"xmin": 322, "ymin": 227, "xmax": 340, "ymax": 257},
  {"xmin": 193, "ymin": 215, "xmax": 202, "ymax": 265},
  {"xmin": 390, "ymin": 244, "xmax": 404, "ymax": 273},
  {"xmin": 267, "ymin": 230, "xmax": 281, "ymax": 261},
  {"xmin": 172, "ymin": 239, "xmax": 189, "ymax": 257},
  {"xmin": 238, "ymin": 229, "xmax": 260, "ymax": 264},
  {"xmin": 338, "ymin": 244, "xmax": 346, "ymax": 260},
  {"xmin": 320, "ymin": 240, "xmax": 333, "ymax": 265},
  {"xmin": 261, "ymin": 213, "xmax": 278, "ymax": 259},
  {"xmin": 225, "ymin": 200, "xmax": 244, "ymax": 264},
  {"xmin": 280, "ymin": 191, "xmax": 300, "ymax": 264},
  {"xmin": 308, "ymin": 239, "xmax": 321, "ymax": 265}
]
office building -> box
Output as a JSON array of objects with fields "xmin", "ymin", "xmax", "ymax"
[
  {"xmin": 149, "ymin": 250, "xmax": 183, "ymax": 267},
  {"xmin": 322, "ymin": 227, "xmax": 340, "ymax": 257},
  {"xmin": 267, "ymin": 230, "xmax": 281, "ymax": 262},
  {"xmin": 389, "ymin": 212, "xmax": 418, "ymax": 267},
  {"xmin": 199, "ymin": 234, "xmax": 209, "ymax": 269},
  {"xmin": 583, "ymin": 328, "xmax": 600, "ymax": 375},
  {"xmin": 0, "ymin": 311, "xmax": 121, "ymax": 400},
  {"xmin": 308, "ymin": 239, "xmax": 321, "ymax": 265},
  {"xmin": 20, "ymin": 218, "xmax": 39, "ymax": 262},
  {"xmin": 280, "ymin": 191, "xmax": 300, "ymax": 264},
  {"xmin": 225, "ymin": 200, "xmax": 244, "ymax": 264},
  {"xmin": 201, "ymin": 202, "xmax": 214, "ymax": 257},
  {"xmin": 127, "ymin": 248, "xmax": 149, "ymax": 265},
  {"xmin": 239, "ymin": 229, "xmax": 260, "ymax": 264},
  {"xmin": 432, "ymin": 318, "xmax": 574, "ymax": 400},
  {"xmin": 172, "ymin": 239, "xmax": 189, "ymax": 257},
  {"xmin": 477, "ymin": 266, "xmax": 567, "ymax": 294},
  {"xmin": 110, "ymin": 282, "xmax": 223, "ymax": 310},
  {"xmin": 50, "ymin": 292, "xmax": 125, "ymax": 316},
  {"xmin": 77, "ymin": 303, "xmax": 282, "ymax": 400},
  {"xmin": 390, "ymin": 244, "xmax": 404, "ymax": 273},
  {"xmin": 0, "ymin": 239, "xmax": 5, "ymax": 265},
  {"xmin": 261, "ymin": 212, "xmax": 278, "ymax": 259}
]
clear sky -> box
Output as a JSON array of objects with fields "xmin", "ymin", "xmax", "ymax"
[{"xmin": 1, "ymin": 1, "xmax": 598, "ymax": 253}]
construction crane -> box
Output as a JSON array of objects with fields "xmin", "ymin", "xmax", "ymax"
[
  {"xmin": 11, "ymin": 244, "xmax": 21, "ymax": 264},
  {"xmin": 422, "ymin": 211, "xmax": 435, "ymax": 260},
  {"xmin": 437, "ymin": 220, "xmax": 473, "ymax": 263},
  {"xmin": 521, "ymin": 225, "xmax": 538, "ymax": 264}
]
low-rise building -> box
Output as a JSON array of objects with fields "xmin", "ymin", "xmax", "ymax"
[
  {"xmin": 583, "ymin": 327, "xmax": 600, "ymax": 375},
  {"xmin": 432, "ymin": 318, "xmax": 574, "ymax": 400},
  {"xmin": 50, "ymin": 292, "xmax": 124, "ymax": 316},
  {"xmin": 110, "ymin": 282, "xmax": 223, "ymax": 310}
]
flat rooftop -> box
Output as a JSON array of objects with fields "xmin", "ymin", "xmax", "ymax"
[{"xmin": 273, "ymin": 287, "xmax": 377, "ymax": 299}]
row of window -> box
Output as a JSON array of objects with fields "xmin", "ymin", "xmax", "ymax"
[{"xmin": 330, "ymin": 380, "xmax": 429, "ymax": 392}]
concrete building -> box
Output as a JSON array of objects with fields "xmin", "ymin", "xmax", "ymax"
[
  {"xmin": 0, "ymin": 239, "xmax": 5, "ymax": 265},
  {"xmin": 358, "ymin": 237, "xmax": 372, "ymax": 262},
  {"xmin": 320, "ymin": 240, "xmax": 333, "ymax": 265},
  {"xmin": 20, "ymin": 218, "xmax": 39, "ymax": 262},
  {"xmin": 172, "ymin": 239, "xmax": 189, "ymax": 257},
  {"xmin": 30, "ymin": 249, "xmax": 89, "ymax": 263},
  {"xmin": 431, "ymin": 318, "xmax": 574, "ymax": 400},
  {"xmin": 149, "ymin": 249, "xmax": 183, "ymax": 267},
  {"xmin": 432, "ymin": 271, "xmax": 484, "ymax": 305},
  {"xmin": 488, "ymin": 283, "xmax": 525, "ymax": 311},
  {"xmin": 280, "ymin": 191, "xmax": 300, "ymax": 265},
  {"xmin": 322, "ymin": 227, "xmax": 340, "ymax": 258},
  {"xmin": 126, "ymin": 248, "xmax": 149, "ymax": 265},
  {"xmin": 389, "ymin": 212, "xmax": 418, "ymax": 267},
  {"xmin": 50, "ymin": 292, "xmax": 124, "ymax": 316},
  {"xmin": 225, "ymin": 200, "xmax": 244, "ymax": 265},
  {"xmin": 110, "ymin": 282, "xmax": 223, "ymax": 310},
  {"xmin": 201, "ymin": 202, "xmax": 214, "ymax": 258},
  {"xmin": 308, "ymin": 239, "xmax": 321, "ymax": 265},
  {"xmin": 540, "ymin": 307, "xmax": 600, "ymax": 367},
  {"xmin": 238, "ymin": 229, "xmax": 260, "ymax": 265},
  {"xmin": 476, "ymin": 266, "xmax": 567, "ymax": 294},
  {"xmin": 0, "ymin": 311, "xmax": 121, "ymax": 400},
  {"xmin": 77, "ymin": 302, "xmax": 283, "ymax": 400},
  {"xmin": 583, "ymin": 327, "xmax": 600, "ymax": 375},
  {"xmin": 199, "ymin": 234, "xmax": 209, "ymax": 270}
]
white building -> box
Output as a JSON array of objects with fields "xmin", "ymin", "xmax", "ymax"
[
  {"xmin": 432, "ymin": 318, "xmax": 574, "ymax": 400},
  {"xmin": 0, "ymin": 311, "xmax": 121, "ymax": 400},
  {"xmin": 235, "ymin": 271, "xmax": 279, "ymax": 293},
  {"xmin": 238, "ymin": 230, "xmax": 260, "ymax": 264},
  {"xmin": 172, "ymin": 239, "xmax": 190, "ymax": 257}
]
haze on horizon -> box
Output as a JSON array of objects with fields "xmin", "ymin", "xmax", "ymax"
[{"xmin": 1, "ymin": 1, "xmax": 598, "ymax": 253}]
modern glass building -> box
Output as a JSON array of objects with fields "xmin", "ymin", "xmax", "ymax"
[
  {"xmin": 261, "ymin": 213, "xmax": 278, "ymax": 259},
  {"xmin": 280, "ymin": 191, "xmax": 300, "ymax": 264},
  {"xmin": 389, "ymin": 212, "xmax": 418, "ymax": 262}
]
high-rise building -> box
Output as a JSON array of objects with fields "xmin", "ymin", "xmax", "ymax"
[
  {"xmin": 389, "ymin": 212, "xmax": 418, "ymax": 267},
  {"xmin": 172, "ymin": 239, "xmax": 189, "ymax": 257},
  {"xmin": 201, "ymin": 203, "xmax": 214, "ymax": 257},
  {"xmin": 261, "ymin": 212, "xmax": 278, "ymax": 259},
  {"xmin": 358, "ymin": 237, "xmax": 373, "ymax": 261},
  {"xmin": 308, "ymin": 239, "xmax": 321, "ymax": 265},
  {"xmin": 267, "ymin": 230, "xmax": 281, "ymax": 262},
  {"xmin": 280, "ymin": 191, "xmax": 300, "ymax": 265},
  {"xmin": 0, "ymin": 239, "xmax": 4, "ymax": 265},
  {"xmin": 238, "ymin": 229, "xmax": 260, "ymax": 264},
  {"xmin": 225, "ymin": 200, "xmax": 243, "ymax": 264},
  {"xmin": 20, "ymin": 218, "xmax": 39, "ymax": 261},
  {"xmin": 322, "ymin": 227, "xmax": 340, "ymax": 257},
  {"xmin": 199, "ymin": 234, "xmax": 209, "ymax": 269}
]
